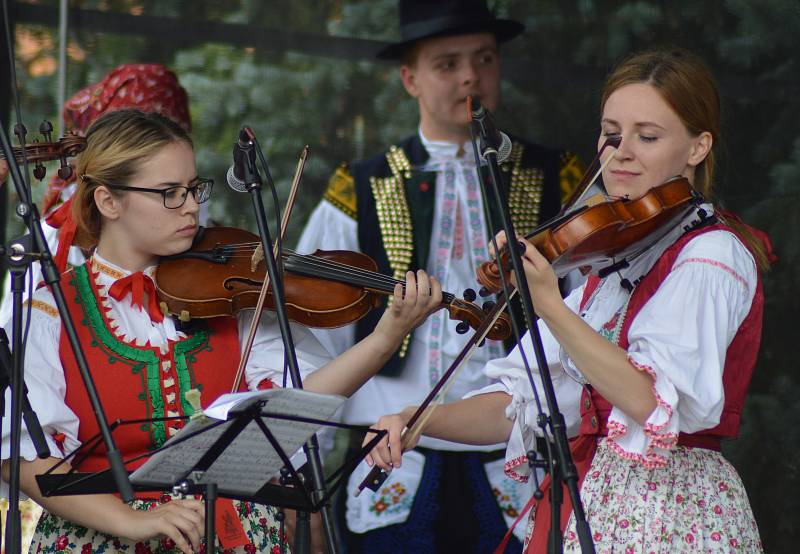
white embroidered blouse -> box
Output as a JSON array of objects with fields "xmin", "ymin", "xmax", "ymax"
[{"xmin": 467, "ymin": 205, "xmax": 759, "ymax": 480}]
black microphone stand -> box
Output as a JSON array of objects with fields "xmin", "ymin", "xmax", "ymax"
[
  {"xmin": 232, "ymin": 130, "xmax": 338, "ymax": 554},
  {"xmin": 0, "ymin": 120, "xmax": 134, "ymax": 553},
  {"xmin": 469, "ymin": 109, "xmax": 595, "ymax": 554}
]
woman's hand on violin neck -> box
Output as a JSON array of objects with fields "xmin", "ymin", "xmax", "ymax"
[
  {"xmin": 516, "ymin": 237, "xmax": 562, "ymax": 318},
  {"xmin": 364, "ymin": 407, "xmax": 416, "ymax": 471},
  {"xmin": 491, "ymin": 230, "xmax": 563, "ymax": 319},
  {"xmin": 374, "ymin": 270, "xmax": 443, "ymax": 348}
]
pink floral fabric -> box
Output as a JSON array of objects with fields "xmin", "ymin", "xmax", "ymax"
[
  {"xmin": 30, "ymin": 497, "xmax": 288, "ymax": 554},
  {"xmin": 524, "ymin": 440, "xmax": 762, "ymax": 553}
]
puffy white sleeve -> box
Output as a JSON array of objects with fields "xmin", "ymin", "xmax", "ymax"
[
  {"xmin": 607, "ymin": 230, "xmax": 758, "ymax": 467},
  {"xmin": 239, "ymin": 310, "xmax": 335, "ymax": 390},
  {"xmin": 1, "ymin": 294, "xmax": 81, "ymax": 464},
  {"xmin": 465, "ymin": 285, "xmax": 587, "ymax": 482},
  {"xmin": 295, "ymin": 200, "xmax": 359, "ymax": 357}
]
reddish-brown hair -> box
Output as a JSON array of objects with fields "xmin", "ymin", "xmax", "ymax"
[{"xmin": 601, "ymin": 49, "xmax": 769, "ymax": 271}]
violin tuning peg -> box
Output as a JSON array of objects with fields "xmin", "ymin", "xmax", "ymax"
[
  {"xmin": 455, "ymin": 321, "xmax": 470, "ymax": 334},
  {"xmin": 482, "ymin": 301, "xmax": 496, "ymax": 312},
  {"xmin": 33, "ymin": 163, "xmax": 46, "ymax": 181},
  {"xmin": 463, "ymin": 288, "xmax": 476, "ymax": 302},
  {"xmin": 39, "ymin": 120, "xmax": 54, "ymax": 142},
  {"xmin": 57, "ymin": 165, "xmax": 73, "ymax": 180},
  {"xmin": 13, "ymin": 123, "xmax": 27, "ymax": 140},
  {"xmin": 478, "ymin": 286, "xmax": 491, "ymax": 298}
]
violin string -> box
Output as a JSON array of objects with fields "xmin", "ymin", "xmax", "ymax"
[
  {"xmin": 204, "ymin": 242, "xmax": 457, "ymax": 303},
  {"xmin": 212, "ymin": 242, "xmax": 401, "ymax": 286},
  {"xmin": 283, "ymin": 251, "xmax": 458, "ymax": 304}
]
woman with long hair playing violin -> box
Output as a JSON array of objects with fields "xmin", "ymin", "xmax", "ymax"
[
  {"xmin": 366, "ymin": 49, "xmax": 771, "ymax": 552},
  {"xmin": 0, "ymin": 108, "xmax": 442, "ymax": 553}
]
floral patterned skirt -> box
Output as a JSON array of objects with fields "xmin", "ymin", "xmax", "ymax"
[
  {"xmin": 525, "ymin": 439, "xmax": 762, "ymax": 553},
  {"xmin": 30, "ymin": 498, "xmax": 290, "ymax": 554}
]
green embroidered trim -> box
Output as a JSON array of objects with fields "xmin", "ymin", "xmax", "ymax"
[
  {"xmin": 174, "ymin": 328, "xmax": 210, "ymax": 416},
  {"xmin": 73, "ymin": 265, "xmax": 166, "ymax": 446}
]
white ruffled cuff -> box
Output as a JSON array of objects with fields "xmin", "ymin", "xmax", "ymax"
[
  {"xmin": 463, "ymin": 383, "xmax": 534, "ymax": 483},
  {"xmin": 502, "ymin": 384, "xmax": 538, "ymax": 483},
  {"xmin": 605, "ymin": 353, "xmax": 680, "ymax": 468}
]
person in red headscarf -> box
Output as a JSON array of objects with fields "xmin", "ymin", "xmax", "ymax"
[{"xmin": 0, "ymin": 63, "xmax": 193, "ymax": 327}]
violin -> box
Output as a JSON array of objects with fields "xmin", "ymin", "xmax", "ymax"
[
  {"xmin": 155, "ymin": 227, "xmax": 513, "ymax": 341},
  {"xmin": 477, "ymin": 138, "xmax": 704, "ymax": 293},
  {"xmin": 1, "ymin": 121, "xmax": 86, "ymax": 181}
]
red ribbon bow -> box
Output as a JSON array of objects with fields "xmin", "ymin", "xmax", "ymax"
[
  {"xmin": 107, "ymin": 272, "xmax": 164, "ymax": 323},
  {"xmin": 44, "ymin": 198, "xmax": 78, "ymax": 275}
]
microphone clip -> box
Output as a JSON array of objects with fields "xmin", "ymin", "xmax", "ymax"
[{"xmin": 228, "ymin": 126, "xmax": 262, "ymax": 192}]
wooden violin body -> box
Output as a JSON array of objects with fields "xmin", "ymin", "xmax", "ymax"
[
  {"xmin": 478, "ymin": 177, "xmax": 702, "ymax": 292},
  {"xmin": 155, "ymin": 227, "xmax": 378, "ymax": 326},
  {"xmin": 156, "ymin": 227, "xmax": 512, "ymax": 340}
]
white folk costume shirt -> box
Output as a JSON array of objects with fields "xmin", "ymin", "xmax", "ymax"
[
  {"xmin": 0, "ymin": 252, "xmax": 332, "ymax": 497},
  {"xmin": 298, "ymin": 130, "xmax": 536, "ymax": 537},
  {"xmin": 467, "ymin": 204, "xmax": 759, "ymax": 481}
]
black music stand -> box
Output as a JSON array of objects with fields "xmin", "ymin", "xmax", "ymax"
[{"xmin": 35, "ymin": 388, "xmax": 387, "ymax": 552}]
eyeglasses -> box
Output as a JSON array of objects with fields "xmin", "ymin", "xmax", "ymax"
[{"xmin": 104, "ymin": 178, "xmax": 213, "ymax": 209}]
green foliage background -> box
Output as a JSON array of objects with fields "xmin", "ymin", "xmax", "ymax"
[{"xmin": 4, "ymin": 1, "xmax": 799, "ymax": 551}]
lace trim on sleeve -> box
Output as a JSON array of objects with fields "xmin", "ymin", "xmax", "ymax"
[{"xmin": 605, "ymin": 355, "xmax": 678, "ymax": 469}]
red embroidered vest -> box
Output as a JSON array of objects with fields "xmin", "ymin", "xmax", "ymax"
[
  {"xmin": 577, "ymin": 223, "xmax": 764, "ymax": 447},
  {"xmin": 58, "ymin": 263, "xmax": 244, "ymax": 487}
]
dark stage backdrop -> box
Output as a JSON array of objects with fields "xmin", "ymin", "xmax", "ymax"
[{"xmin": 2, "ymin": 1, "xmax": 798, "ymax": 551}]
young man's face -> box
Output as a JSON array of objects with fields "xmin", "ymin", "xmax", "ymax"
[{"xmin": 400, "ymin": 32, "xmax": 501, "ymax": 141}]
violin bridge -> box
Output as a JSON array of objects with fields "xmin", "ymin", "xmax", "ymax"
[{"xmin": 250, "ymin": 243, "xmax": 264, "ymax": 272}]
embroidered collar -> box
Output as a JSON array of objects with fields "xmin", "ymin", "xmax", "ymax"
[
  {"xmin": 90, "ymin": 252, "xmax": 157, "ymax": 288},
  {"xmin": 419, "ymin": 127, "xmax": 475, "ymax": 168}
]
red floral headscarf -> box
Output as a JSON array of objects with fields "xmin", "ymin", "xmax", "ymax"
[{"xmin": 62, "ymin": 63, "xmax": 191, "ymax": 134}]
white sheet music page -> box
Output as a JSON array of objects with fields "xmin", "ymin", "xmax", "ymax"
[{"xmin": 129, "ymin": 388, "xmax": 344, "ymax": 496}]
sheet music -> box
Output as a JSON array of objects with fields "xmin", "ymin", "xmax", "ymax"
[{"xmin": 130, "ymin": 388, "xmax": 344, "ymax": 496}]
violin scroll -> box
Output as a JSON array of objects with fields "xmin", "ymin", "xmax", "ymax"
[
  {"xmin": 446, "ymin": 298, "xmax": 511, "ymax": 341},
  {"xmin": 1, "ymin": 121, "xmax": 87, "ymax": 181}
]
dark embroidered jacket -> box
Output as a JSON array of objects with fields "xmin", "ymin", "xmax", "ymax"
[{"xmin": 323, "ymin": 134, "xmax": 581, "ymax": 376}]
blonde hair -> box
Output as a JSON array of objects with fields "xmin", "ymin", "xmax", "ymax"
[
  {"xmin": 601, "ymin": 49, "xmax": 770, "ymax": 271},
  {"xmin": 73, "ymin": 109, "xmax": 192, "ymax": 247}
]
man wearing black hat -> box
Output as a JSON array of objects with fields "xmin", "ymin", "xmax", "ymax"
[{"xmin": 298, "ymin": 1, "xmax": 580, "ymax": 551}]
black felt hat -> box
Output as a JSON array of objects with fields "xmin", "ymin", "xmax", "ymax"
[{"xmin": 376, "ymin": 0, "xmax": 525, "ymax": 60}]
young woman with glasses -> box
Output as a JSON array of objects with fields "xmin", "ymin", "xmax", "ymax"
[{"xmin": 1, "ymin": 109, "xmax": 441, "ymax": 553}]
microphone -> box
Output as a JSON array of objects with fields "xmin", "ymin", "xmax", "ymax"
[
  {"xmin": 226, "ymin": 127, "xmax": 259, "ymax": 192},
  {"xmin": 470, "ymin": 97, "xmax": 513, "ymax": 163}
]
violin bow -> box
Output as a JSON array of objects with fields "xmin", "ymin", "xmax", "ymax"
[
  {"xmin": 557, "ymin": 135, "xmax": 621, "ymax": 216},
  {"xmin": 355, "ymin": 288, "xmax": 517, "ymax": 496},
  {"xmin": 231, "ymin": 145, "xmax": 310, "ymax": 392}
]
